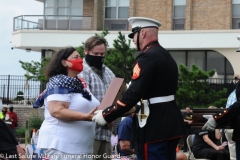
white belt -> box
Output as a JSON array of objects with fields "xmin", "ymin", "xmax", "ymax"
[{"xmin": 148, "ymin": 95, "xmax": 174, "ymax": 104}]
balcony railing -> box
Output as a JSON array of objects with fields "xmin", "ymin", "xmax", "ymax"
[{"xmin": 13, "ymin": 15, "xmax": 93, "ymax": 31}]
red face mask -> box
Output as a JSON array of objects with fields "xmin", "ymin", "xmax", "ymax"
[{"xmin": 66, "ymin": 58, "xmax": 83, "ymax": 72}]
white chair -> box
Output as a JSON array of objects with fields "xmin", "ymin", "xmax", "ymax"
[{"xmin": 187, "ymin": 134, "xmax": 210, "ymax": 160}]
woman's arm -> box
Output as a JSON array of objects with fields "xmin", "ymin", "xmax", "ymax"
[
  {"xmin": 202, "ymin": 134, "xmax": 224, "ymax": 150},
  {"xmin": 48, "ymin": 101, "xmax": 96, "ymax": 121},
  {"xmin": 215, "ymin": 129, "xmax": 222, "ymax": 140}
]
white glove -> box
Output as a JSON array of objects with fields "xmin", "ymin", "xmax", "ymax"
[
  {"xmin": 202, "ymin": 115, "xmax": 217, "ymax": 131},
  {"xmin": 92, "ymin": 110, "xmax": 107, "ymax": 126}
]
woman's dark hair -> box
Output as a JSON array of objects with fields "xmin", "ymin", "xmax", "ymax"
[{"xmin": 45, "ymin": 47, "xmax": 76, "ymax": 78}]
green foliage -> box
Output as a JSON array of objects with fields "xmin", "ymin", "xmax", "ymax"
[
  {"xmin": 28, "ymin": 116, "xmax": 43, "ymax": 130},
  {"xmin": 19, "ymin": 57, "xmax": 50, "ymax": 83},
  {"xmin": 15, "ymin": 126, "xmax": 26, "ymax": 137},
  {"xmin": 14, "ymin": 91, "xmax": 24, "ymax": 101},
  {"xmin": 76, "ymin": 42, "xmax": 85, "ymax": 58},
  {"xmin": 104, "ymin": 32, "xmax": 136, "ymax": 83},
  {"xmin": 95, "ymin": 29, "xmax": 109, "ymax": 38},
  {"xmin": 26, "ymin": 116, "xmax": 43, "ymax": 138},
  {"xmin": 176, "ymin": 64, "xmax": 227, "ymax": 109}
]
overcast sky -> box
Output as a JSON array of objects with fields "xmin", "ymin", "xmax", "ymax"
[{"xmin": 0, "ymin": 0, "xmax": 43, "ymax": 75}]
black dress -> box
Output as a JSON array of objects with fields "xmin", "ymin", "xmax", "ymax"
[{"xmin": 192, "ymin": 130, "xmax": 218, "ymax": 158}]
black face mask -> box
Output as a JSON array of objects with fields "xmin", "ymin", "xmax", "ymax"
[
  {"xmin": 2, "ymin": 111, "xmax": 7, "ymax": 114},
  {"xmin": 85, "ymin": 54, "xmax": 104, "ymax": 70}
]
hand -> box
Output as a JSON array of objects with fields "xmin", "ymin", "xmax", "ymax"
[
  {"xmin": 216, "ymin": 145, "xmax": 224, "ymax": 150},
  {"xmin": 188, "ymin": 120, "xmax": 192, "ymax": 124},
  {"xmin": 202, "ymin": 115, "xmax": 217, "ymax": 131},
  {"xmin": 85, "ymin": 107, "xmax": 97, "ymax": 121},
  {"xmin": 92, "ymin": 110, "xmax": 107, "ymax": 126}
]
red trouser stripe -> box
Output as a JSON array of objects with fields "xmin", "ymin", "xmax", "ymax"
[{"xmin": 144, "ymin": 143, "xmax": 148, "ymax": 160}]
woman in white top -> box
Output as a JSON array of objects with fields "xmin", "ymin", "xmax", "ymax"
[{"xmin": 36, "ymin": 47, "xmax": 100, "ymax": 160}]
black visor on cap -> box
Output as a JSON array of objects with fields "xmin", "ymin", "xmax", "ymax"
[{"xmin": 128, "ymin": 26, "xmax": 141, "ymax": 39}]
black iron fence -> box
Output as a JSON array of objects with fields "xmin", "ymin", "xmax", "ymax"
[
  {"xmin": 0, "ymin": 75, "xmax": 43, "ymax": 105},
  {"xmin": 0, "ymin": 75, "xmax": 237, "ymax": 105},
  {"xmin": 181, "ymin": 78, "xmax": 236, "ymax": 96}
]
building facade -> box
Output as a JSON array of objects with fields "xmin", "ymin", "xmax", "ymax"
[{"xmin": 11, "ymin": 0, "xmax": 240, "ymax": 81}]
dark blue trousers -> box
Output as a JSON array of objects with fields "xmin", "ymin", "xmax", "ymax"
[
  {"xmin": 137, "ymin": 138, "xmax": 180, "ymax": 160},
  {"xmin": 236, "ymin": 140, "xmax": 240, "ymax": 160}
]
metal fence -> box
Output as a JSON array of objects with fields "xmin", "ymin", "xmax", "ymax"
[
  {"xmin": 0, "ymin": 75, "xmax": 42, "ymax": 105},
  {"xmin": 0, "ymin": 75, "xmax": 237, "ymax": 105}
]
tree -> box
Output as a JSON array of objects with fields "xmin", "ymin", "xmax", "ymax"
[
  {"xmin": 14, "ymin": 91, "xmax": 24, "ymax": 101},
  {"xmin": 20, "ymin": 29, "xmax": 136, "ymax": 83},
  {"xmin": 176, "ymin": 64, "xmax": 227, "ymax": 109},
  {"xmin": 104, "ymin": 32, "xmax": 136, "ymax": 83},
  {"xmin": 19, "ymin": 58, "xmax": 50, "ymax": 83}
]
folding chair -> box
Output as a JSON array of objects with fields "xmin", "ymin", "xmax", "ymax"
[{"xmin": 187, "ymin": 134, "xmax": 210, "ymax": 160}]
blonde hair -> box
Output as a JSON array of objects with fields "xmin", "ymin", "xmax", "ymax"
[{"xmin": 208, "ymin": 106, "xmax": 217, "ymax": 109}]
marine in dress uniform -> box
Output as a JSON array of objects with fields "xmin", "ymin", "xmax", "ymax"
[
  {"xmin": 203, "ymin": 82, "xmax": 240, "ymax": 159},
  {"xmin": 93, "ymin": 17, "xmax": 186, "ymax": 160}
]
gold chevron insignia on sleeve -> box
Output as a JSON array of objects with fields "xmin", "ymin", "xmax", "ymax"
[
  {"xmin": 117, "ymin": 100, "xmax": 126, "ymax": 107},
  {"xmin": 132, "ymin": 62, "xmax": 141, "ymax": 80}
]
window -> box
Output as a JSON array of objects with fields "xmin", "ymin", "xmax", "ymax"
[
  {"xmin": 232, "ymin": 0, "xmax": 240, "ymax": 29},
  {"xmin": 169, "ymin": 51, "xmax": 186, "ymax": 67},
  {"xmin": 169, "ymin": 50, "xmax": 234, "ymax": 80},
  {"xmin": 44, "ymin": 0, "xmax": 83, "ymax": 29},
  {"xmin": 188, "ymin": 51, "xmax": 205, "ymax": 70},
  {"xmin": 44, "ymin": 0, "xmax": 83, "ymax": 19},
  {"xmin": 105, "ymin": 0, "xmax": 129, "ymax": 19},
  {"xmin": 207, "ymin": 51, "xmax": 225, "ymax": 79},
  {"xmin": 104, "ymin": 0, "xmax": 129, "ymax": 30},
  {"xmin": 173, "ymin": 0, "xmax": 186, "ymax": 30}
]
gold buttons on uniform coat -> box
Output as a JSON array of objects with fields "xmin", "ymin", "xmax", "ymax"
[
  {"xmin": 219, "ymin": 113, "xmax": 222, "ymax": 115},
  {"xmin": 224, "ymin": 110, "xmax": 226, "ymax": 112},
  {"xmin": 215, "ymin": 116, "xmax": 217, "ymax": 118},
  {"xmin": 103, "ymin": 112, "xmax": 105, "ymax": 115},
  {"xmin": 113, "ymin": 106, "xmax": 116, "ymax": 109},
  {"xmin": 108, "ymin": 109, "xmax": 110, "ymax": 111}
]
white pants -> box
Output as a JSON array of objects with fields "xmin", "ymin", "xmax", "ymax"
[
  {"xmin": 225, "ymin": 129, "xmax": 236, "ymax": 160},
  {"xmin": 43, "ymin": 148, "xmax": 93, "ymax": 160}
]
